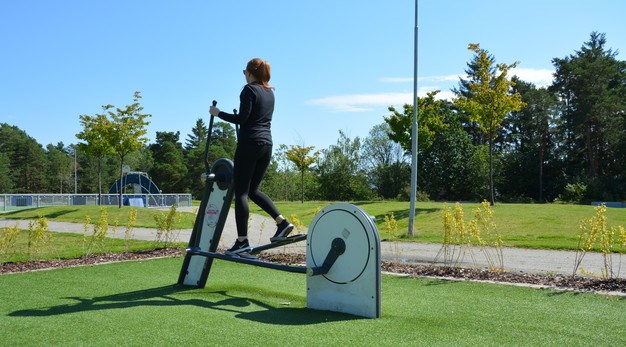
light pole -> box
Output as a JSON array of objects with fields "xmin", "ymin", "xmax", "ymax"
[
  {"xmin": 74, "ymin": 146, "xmax": 77, "ymax": 194},
  {"xmin": 408, "ymin": 0, "xmax": 419, "ymax": 237}
]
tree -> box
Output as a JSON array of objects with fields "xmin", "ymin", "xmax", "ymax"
[
  {"xmin": 124, "ymin": 146, "xmax": 154, "ymax": 174},
  {"xmin": 108, "ymin": 91, "xmax": 152, "ymax": 207},
  {"xmin": 259, "ymin": 144, "xmax": 302, "ymax": 201},
  {"xmin": 184, "ymin": 120, "xmax": 236, "ymax": 199},
  {"xmin": 551, "ymin": 32, "xmax": 626, "ymax": 200},
  {"xmin": 184, "ymin": 119, "xmax": 208, "ymax": 199},
  {"xmin": 419, "ymin": 111, "xmax": 488, "ymax": 201},
  {"xmin": 184, "ymin": 118, "xmax": 208, "ymax": 151},
  {"xmin": 206, "ymin": 122, "xmax": 237, "ymax": 162},
  {"xmin": 0, "ymin": 151, "xmax": 14, "ymax": 193},
  {"xmin": 149, "ymin": 131, "xmax": 187, "ymax": 193},
  {"xmin": 501, "ymin": 77, "xmax": 560, "ymax": 202},
  {"xmin": 453, "ymin": 47, "xmax": 497, "ymax": 145},
  {"xmin": 316, "ymin": 131, "xmax": 372, "ymax": 201},
  {"xmin": 74, "ymin": 150, "xmax": 101, "ymax": 194},
  {"xmin": 384, "ymin": 91, "xmax": 448, "ymax": 154},
  {"xmin": 285, "ymin": 145, "xmax": 319, "ymax": 203},
  {"xmin": 362, "ymin": 123, "xmax": 406, "ymax": 167},
  {"xmin": 45, "ymin": 143, "xmax": 72, "ymax": 193},
  {"xmin": 76, "ymin": 111, "xmax": 114, "ymax": 202},
  {"xmin": 385, "ymin": 93, "xmax": 463, "ymax": 200},
  {"xmin": 0, "ymin": 123, "xmax": 47, "ymax": 193},
  {"xmin": 454, "ymin": 43, "xmax": 525, "ymax": 205},
  {"xmin": 362, "ymin": 123, "xmax": 409, "ymax": 199}
]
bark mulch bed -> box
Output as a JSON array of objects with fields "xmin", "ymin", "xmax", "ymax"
[{"xmin": 1, "ymin": 249, "xmax": 624, "ymax": 295}]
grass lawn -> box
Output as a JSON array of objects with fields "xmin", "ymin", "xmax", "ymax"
[
  {"xmin": 256, "ymin": 201, "xmax": 626, "ymax": 250},
  {"xmin": 0, "ymin": 205, "xmax": 197, "ymax": 230},
  {"xmin": 2, "ymin": 201, "xmax": 625, "ymax": 251},
  {"xmin": 1, "ymin": 257, "xmax": 624, "ymax": 346},
  {"xmin": 0, "ymin": 231, "xmax": 180, "ymax": 263}
]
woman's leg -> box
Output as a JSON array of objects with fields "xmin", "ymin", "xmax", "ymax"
[
  {"xmin": 247, "ymin": 144, "xmax": 281, "ymax": 219},
  {"xmin": 247, "ymin": 144, "xmax": 294, "ymax": 241},
  {"xmin": 233, "ymin": 144, "xmax": 256, "ymax": 238}
]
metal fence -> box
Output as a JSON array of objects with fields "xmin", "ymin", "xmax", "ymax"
[{"xmin": 0, "ymin": 194, "xmax": 193, "ymax": 211}]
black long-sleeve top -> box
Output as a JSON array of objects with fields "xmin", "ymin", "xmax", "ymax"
[{"xmin": 217, "ymin": 81, "xmax": 274, "ymax": 145}]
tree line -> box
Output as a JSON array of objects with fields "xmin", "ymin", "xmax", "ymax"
[{"xmin": 1, "ymin": 32, "xmax": 624, "ymax": 204}]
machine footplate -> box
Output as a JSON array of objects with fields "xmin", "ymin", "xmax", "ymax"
[{"xmin": 249, "ymin": 234, "xmax": 307, "ymax": 255}]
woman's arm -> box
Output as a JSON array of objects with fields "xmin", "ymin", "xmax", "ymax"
[{"xmin": 216, "ymin": 85, "xmax": 254, "ymax": 124}]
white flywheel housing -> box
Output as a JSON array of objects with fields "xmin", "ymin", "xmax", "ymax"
[{"xmin": 306, "ymin": 203, "xmax": 381, "ymax": 318}]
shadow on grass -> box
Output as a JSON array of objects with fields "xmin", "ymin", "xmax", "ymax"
[
  {"xmin": 8, "ymin": 285, "xmax": 361, "ymax": 325},
  {"xmin": 235, "ymin": 305, "xmax": 361, "ymax": 325},
  {"xmin": 423, "ymin": 279, "xmax": 455, "ymax": 287},
  {"xmin": 1, "ymin": 207, "xmax": 79, "ymax": 219},
  {"xmin": 374, "ymin": 207, "xmax": 438, "ymax": 223}
]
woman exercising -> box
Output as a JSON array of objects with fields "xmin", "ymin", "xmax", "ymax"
[{"xmin": 209, "ymin": 58, "xmax": 294, "ymax": 258}]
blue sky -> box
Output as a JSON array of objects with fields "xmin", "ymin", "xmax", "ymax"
[{"xmin": 1, "ymin": 0, "xmax": 625, "ymax": 152}]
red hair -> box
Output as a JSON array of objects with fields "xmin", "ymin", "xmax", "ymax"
[{"xmin": 246, "ymin": 58, "xmax": 272, "ymax": 89}]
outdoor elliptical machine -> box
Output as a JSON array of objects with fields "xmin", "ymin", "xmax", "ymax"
[{"xmin": 177, "ymin": 101, "xmax": 381, "ymax": 318}]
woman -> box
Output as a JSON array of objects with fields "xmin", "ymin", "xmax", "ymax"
[{"xmin": 209, "ymin": 58, "xmax": 294, "ymax": 258}]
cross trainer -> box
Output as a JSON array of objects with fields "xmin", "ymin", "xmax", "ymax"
[{"xmin": 177, "ymin": 101, "xmax": 381, "ymax": 319}]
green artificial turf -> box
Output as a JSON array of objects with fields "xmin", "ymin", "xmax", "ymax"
[{"xmin": 1, "ymin": 257, "xmax": 624, "ymax": 346}]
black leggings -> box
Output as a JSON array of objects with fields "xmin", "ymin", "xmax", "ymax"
[{"xmin": 233, "ymin": 142, "xmax": 280, "ymax": 237}]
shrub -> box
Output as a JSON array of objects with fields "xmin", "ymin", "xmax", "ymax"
[
  {"xmin": 154, "ymin": 205, "xmax": 181, "ymax": 248},
  {"xmin": 397, "ymin": 187, "xmax": 430, "ymax": 202},
  {"xmin": 438, "ymin": 201, "xmax": 503, "ymax": 271},
  {"xmin": 27, "ymin": 216, "xmax": 50, "ymax": 260},
  {"xmin": 125, "ymin": 208, "xmax": 138, "ymax": 251},
  {"xmin": 83, "ymin": 207, "xmax": 109, "ymax": 256},
  {"xmin": 0, "ymin": 222, "xmax": 21, "ymax": 263},
  {"xmin": 383, "ymin": 213, "xmax": 398, "ymax": 241},
  {"xmin": 289, "ymin": 214, "xmax": 305, "ymax": 233},
  {"xmin": 574, "ymin": 204, "xmax": 625, "ymax": 278},
  {"xmin": 560, "ymin": 182, "xmax": 587, "ymax": 203}
]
